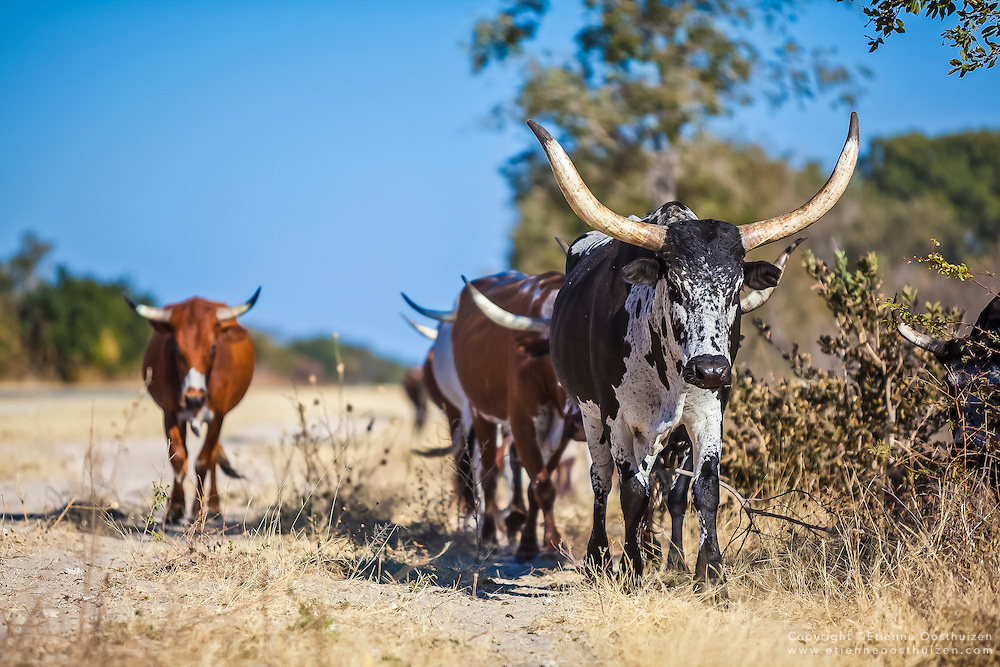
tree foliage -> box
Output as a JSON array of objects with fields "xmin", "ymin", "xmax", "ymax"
[
  {"xmin": 859, "ymin": 130, "xmax": 1000, "ymax": 258},
  {"xmin": 847, "ymin": 0, "xmax": 1000, "ymax": 75},
  {"xmin": 18, "ymin": 267, "xmax": 153, "ymax": 381},
  {"xmin": 473, "ymin": 0, "xmax": 864, "ymax": 268}
]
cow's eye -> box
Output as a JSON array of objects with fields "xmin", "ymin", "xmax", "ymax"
[{"xmin": 210, "ymin": 343, "xmax": 217, "ymax": 359}]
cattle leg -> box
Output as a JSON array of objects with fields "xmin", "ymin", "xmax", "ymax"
[
  {"xmin": 667, "ymin": 443, "xmax": 693, "ymax": 571},
  {"xmin": 692, "ymin": 452, "xmax": 726, "ymax": 597},
  {"xmin": 164, "ymin": 415, "xmax": 188, "ymax": 523},
  {"xmin": 585, "ymin": 421, "xmax": 614, "ymax": 575},
  {"xmin": 509, "ymin": 412, "xmax": 561, "ymax": 560},
  {"xmin": 192, "ymin": 418, "xmax": 225, "ymax": 521},
  {"xmin": 454, "ymin": 422, "xmax": 477, "ymax": 519},
  {"xmin": 505, "ymin": 438, "xmax": 527, "ymax": 543},
  {"xmin": 472, "ymin": 416, "xmax": 500, "ymax": 548},
  {"xmin": 619, "ymin": 461, "xmax": 651, "ymax": 588}
]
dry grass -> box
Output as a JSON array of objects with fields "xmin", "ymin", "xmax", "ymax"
[{"xmin": 1, "ymin": 382, "xmax": 998, "ymax": 665}]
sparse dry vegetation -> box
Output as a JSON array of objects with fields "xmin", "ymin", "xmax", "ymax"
[{"xmin": 3, "ymin": 255, "xmax": 1000, "ymax": 665}]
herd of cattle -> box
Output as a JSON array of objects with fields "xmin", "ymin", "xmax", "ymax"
[{"xmin": 124, "ymin": 112, "xmax": 1000, "ymax": 592}]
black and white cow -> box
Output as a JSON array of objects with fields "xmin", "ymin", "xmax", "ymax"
[
  {"xmin": 529, "ymin": 114, "xmax": 859, "ymax": 592},
  {"xmin": 898, "ymin": 296, "xmax": 1000, "ymax": 477}
]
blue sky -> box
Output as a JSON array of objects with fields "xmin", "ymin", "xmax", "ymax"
[{"xmin": 1, "ymin": 1, "xmax": 997, "ymax": 364}]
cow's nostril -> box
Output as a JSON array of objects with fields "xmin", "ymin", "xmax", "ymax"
[{"xmin": 185, "ymin": 395, "xmax": 205, "ymax": 410}]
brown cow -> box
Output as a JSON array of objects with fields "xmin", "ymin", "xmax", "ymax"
[
  {"xmin": 402, "ymin": 366, "xmax": 429, "ymax": 432},
  {"xmin": 451, "ymin": 271, "xmax": 581, "ymax": 560},
  {"xmin": 404, "ymin": 314, "xmax": 527, "ymax": 540},
  {"xmin": 126, "ymin": 288, "xmax": 259, "ymax": 523}
]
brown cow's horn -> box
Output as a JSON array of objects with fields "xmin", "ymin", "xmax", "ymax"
[
  {"xmin": 897, "ymin": 320, "xmax": 951, "ymax": 355},
  {"xmin": 402, "ymin": 315, "xmax": 438, "ymax": 341},
  {"xmin": 463, "ymin": 276, "xmax": 551, "ymax": 334},
  {"xmin": 216, "ymin": 287, "xmax": 261, "ymax": 321},
  {"xmin": 401, "ymin": 293, "xmax": 456, "ymax": 322},
  {"xmin": 528, "ymin": 121, "xmax": 666, "ymax": 251},
  {"xmin": 739, "ymin": 113, "xmax": 859, "ymax": 252},
  {"xmin": 740, "ymin": 238, "xmax": 805, "ymax": 313},
  {"xmin": 124, "ymin": 295, "xmax": 172, "ymax": 323}
]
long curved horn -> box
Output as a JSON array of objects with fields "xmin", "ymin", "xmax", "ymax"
[
  {"xmin": 740, "ymin": 238, "xmax": 805, "ymax": 313},
  {"xmin": 897, "ymin": 320, "xmax": 951, "ymax": 355},
  {"xmin": 401, "ymin": 292, "xmax": 456, "ymax": 322},
  {"xmin": 463, "ymin": 276, "xmax": 550, "ymax": 333},
  {"xmin": 124, "ymin": 295, "xmax": 172, "ymax": 323},
  {"xmin": 528, "ymin": 121, "xmax": 665, "ymax": 251},
  {"xmin": 402, "ymin": 315, "xmax": 438, "ymax": 341},
  {"xmin": 739, "ymin": 113, "xmax": 859, "ymax": 251},
  {"xmin": 216, "ymin": 287, "xmax": 261, "ymax": 321}
]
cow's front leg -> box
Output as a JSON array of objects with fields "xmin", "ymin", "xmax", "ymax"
[
  {"xmin": 685, "ymin": 395, "xmax": 727, "ymax": 598},
  {"xmin": 508, "ymin": 416, "xmax": 556, "ymax": 560},
  {"xmin": 667, "ymin": 431, "xmax": 693, "ymax": 571},
  {"xmin": 504, "ymin": 436, "xmax": 528, "ymax": 543},
  {"xmin": 164, "ymin": 415, "xmax": 188, "ymax": 523},
  {"xmin": 618, "ymin": 460, "xmax": 651, "ymax": 588},
  {"xmin": 471, "ymin": 415, "xmax": 500, "ymax": 549},
  {"xmin": 584, "ymin": 415, "xmax": 614, "ymax": 575},
  {"xmin": 449, "ymin": 409, "xmax": 477, "ymax": 521},
  {"xmin": 192, "ymin": 418, "xmax": 224, "ymax": 521}
]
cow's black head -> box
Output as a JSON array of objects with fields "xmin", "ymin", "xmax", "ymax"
[
  {"xmin": 528, "ymin": 115, "xmax": 857, "ymax": 390},
  {"xmin": 618, "ymin": 205, "xmax": 783, "ymax": 389},
  {"xmin": 901, "ymin": 297, "xmax": 1000, "ymax": 458}
]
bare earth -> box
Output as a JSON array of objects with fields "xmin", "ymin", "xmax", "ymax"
[{"xmin": 1, "ymin": 382, "xmax": 998, "ymax": 665}]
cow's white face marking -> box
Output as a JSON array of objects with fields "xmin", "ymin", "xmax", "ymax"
[{"xmin": 181, "ymin": 368, "xmax": 207, "ymax": 395}]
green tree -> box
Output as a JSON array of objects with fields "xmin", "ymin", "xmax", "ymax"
[
  {"xmin": 472, "ymin": 0, "xmax": 864, "ymax": 271},
  {"xmin": 860, "ymin": 130, "xmax": 1000, "ymax": 259},
  {"xmin": 0, "ymin": 233, "xmax": 54, "ymax": 376},
  {"xmin": 847, "ymin": 0, "xmax": 1000, "ymax": 76},
  {"xmin": 18, "ymin": 267, "xmax": 152, "ymax": 381}
]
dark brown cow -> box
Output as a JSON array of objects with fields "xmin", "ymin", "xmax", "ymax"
[
  {"xmin": 402, "ymin": 366, "xmax": 429, "ymax": 431},
  {"xmin": 451, "ymin": 271, "xmax": 581, "ymax": 559},
  {"xmin": 126, "ymin": 288, "xmax": 259, "ymax": 523}
]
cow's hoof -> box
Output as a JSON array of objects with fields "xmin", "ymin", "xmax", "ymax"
[
  {"xmin": 694, "ymin": 578, "xmax": 729, "ymax": 603},
  {"xmin": 504, "ymin": 510, "xmax": 527, "ymax": 542},
  {"xmin": 515, "ymin": 544, "xmax": 539, "ymax": 563},
  {"xmin": 164, "ymin": 505, "xmax": 185, "ymax": 525},
  {"xmin": 665, "ymin": 550, "xmax": 688, "ymax": 573}
]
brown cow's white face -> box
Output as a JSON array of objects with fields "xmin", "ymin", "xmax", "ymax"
[{"xmin": 169, "ymin": 309, "xmax": 221, "ymax": 431}]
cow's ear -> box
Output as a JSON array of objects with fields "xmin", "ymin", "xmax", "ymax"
[
  {"xmin": 622, "ymin": 258, "xmax": 661, "ymax": 286},
  {"xmin": 218, "ymin": 320, "xmax": 249, "ymax": 343},
  {"xmin": 744, "ymin": 261, "xmax": 781, "ymax": 290},
  {"xmin": 516, "ymin": 334, "xmax": 550, "ymax": 357}
]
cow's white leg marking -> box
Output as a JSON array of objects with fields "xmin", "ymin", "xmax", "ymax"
[{"xmin": 681, "ymin": 387, "xmax": 725, "ymax": 589}]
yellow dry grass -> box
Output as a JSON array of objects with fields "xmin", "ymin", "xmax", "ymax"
[{"xmin": 1, "ymin": 382, "xmax": 998, "ymax": 665}]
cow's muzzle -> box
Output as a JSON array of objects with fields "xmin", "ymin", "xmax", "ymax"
[
  {"xmin": 683, "ymin": 355, "xmax": 732, "ymax": 390},
  {"xmin": 184, "ymin": 393, "xmax": 206, "ymax": 412}
]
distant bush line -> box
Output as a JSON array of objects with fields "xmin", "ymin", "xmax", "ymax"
[{"xmin": 0, "ymin": 233, "xmax": 405, "ymax": 384}]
